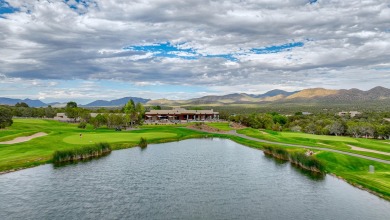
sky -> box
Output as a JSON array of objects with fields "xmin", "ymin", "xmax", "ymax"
[{"xmin": 0, "ymin": 0, "xmax": 390, "ymax": 104}]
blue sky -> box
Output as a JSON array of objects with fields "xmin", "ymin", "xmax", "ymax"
[
  {"xmin": 126, "ymin": 41, "xmax": 304, "ymax": 61},
  {"xmin": 0, "ymin": 0, "xmax": 389, "ymax": 104}
]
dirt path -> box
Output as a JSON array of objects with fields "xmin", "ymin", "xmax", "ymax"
[
  {"xmin": 0, "ymin": 132, "xmax": 48, "ymax": 144},
  {"xmin": 347, "ymin": 144, "xmax": 390, "ymax": 156}
]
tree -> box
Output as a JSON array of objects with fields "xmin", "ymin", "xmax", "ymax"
[
  {"xmin": 377, "ymin": 124, "xmax": 390, "ymax": 140},
  {"xmin": 272, "ymin": 122, "xmax": 282, "ymax": 131},
  {"xmin": 66, "ymin": 101, "xmax": 77, "ymax": 108},
  {"xmin": 135, "ymin": 102, "xmax": 145, "ymax": 125},
  {"xmin": 347, "ymin": 122, "xmax": 360, "ymax": 138},
  {"xmin": 152, "ymin": 105, "xmax": 161, "ymax": 110},
  {"xmin": 304, "ymin": 123, "xmax": 317, "ymax": 134},
  {"xmin": 328, "ymin": 121, "xmax": 346, "ymax": 136},
  {"xmin": 65, "ymin": 101, "xmax": 79, "ymax": 122},
  {"xmin": 124, "ymin": 100, "xmax": 136, "ymax": 127},
  {"xmin": 79, "ymin": 108, "xmax": 91, "ymax": 123},
  {"xmin": 0, "ymin": 106, "xmax": 13, "ymax": 128},
  {"xmin": 272, "ymin": 114, "xmax": 287, "ymax": 126},
  {"xmin": 359, "ymin": 123, "xmax": 375, "ymax": 138},
  {"xmin": 44, "ymin": 106, "xmax": 56, "ymax": 118},
  {"xmin": 15, "ymin": 102, "xmax": 29, "ymax": 108}
]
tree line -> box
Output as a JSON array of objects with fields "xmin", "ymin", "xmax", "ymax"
[
  {"xmin": 229, "ymin": 112, "xmax": 390, "ymax": 139},
  {"xmin": 0, "ymin": 99, "xmax": 147, "ymax": 130},
  {"xmin": 66, "ymin": 100, "xmax": 146, "ymax": 129}
]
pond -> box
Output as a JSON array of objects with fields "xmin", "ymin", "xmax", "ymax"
[{"xmin": 0, "ymin": 138, "xmax": 389, "ymax": 219}]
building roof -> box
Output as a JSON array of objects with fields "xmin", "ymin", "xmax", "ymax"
[{"xmin": 145, "ymin": 108, "xmax": 218, "ymax": 115}]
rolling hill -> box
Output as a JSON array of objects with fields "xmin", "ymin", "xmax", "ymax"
[{"xmin": 146, "ymin": 86, "xmax": 390, "ymax": 106}]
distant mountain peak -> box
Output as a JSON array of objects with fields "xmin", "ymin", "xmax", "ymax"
[
  {"xmin": 251, "ymin": 89, "xmax": 299, "ymax": 98},
  {"xmin": 0, "ymin": 97, "xmax": 47, "ymax": 107},
  {"xmin": 83, "ymin": 97, "xmax": 151, "ymax": 107}
]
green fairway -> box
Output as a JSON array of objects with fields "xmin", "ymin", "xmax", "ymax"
[
  {"xmin": 279, "ymin": 131, "xmax": 358, "ymax": 142},
  {"xmin": 238, "ymin": 128, "xmax": 390, "ymax": 161},
  {"xmin": 63, "ymin": 132, "xmax": 177, "ymax": 144},
  {"xmin": 316, "ymin": 151, "xmax": 390, "ymax": 200}
]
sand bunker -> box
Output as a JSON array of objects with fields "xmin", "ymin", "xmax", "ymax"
[
  {"xmin": 0, "ymin": 132, "xmax": 47, "ymax": 144},
  {"xmin": 347, "ymin": 144, "xmax": 390, "ymax": 156}
]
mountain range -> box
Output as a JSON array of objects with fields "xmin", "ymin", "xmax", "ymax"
[
  {"xmin": 0, "ymin": 98, "xmax": 47, "ymax": 107},
  {"xmin": 83, "ymin": 97, "xmax": 151, "ymax": 107},
  {"xmin": 1, "ymin": 86, "xmax": 390, "ymax": 107},
  {"xmin": 147, "ymin": 86, "xmax": 390, "ymax": 106},
  {"xmin": 0, "ymin": 97, "xmax": 150, "ymax": 108}
]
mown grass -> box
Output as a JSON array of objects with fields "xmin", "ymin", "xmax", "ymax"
[
  {"xmin": 238, "ymin": 128, "xmax": 390, "ymax": 161},
  {"xmin": 206, "ymin": 122, "xmax": 234, "ymax": 131},
  {"xmin": 53, "ymin": 142, "xmax": 111, "ymax": 163},
  {"xmin": 62, "ymin": 132, "xmax": 177, "ymax": 145},
  {"xmin": 316, "ymin": 152, "xmax": 390, "ymax": 201}
]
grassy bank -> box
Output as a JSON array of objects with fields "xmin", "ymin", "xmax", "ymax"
[
  {"xmin": 238, "ymin": 128, "xmax": 390, "ymax": 161},
  {"xmin": 53, "ymin": 142, "xmax": 112, "ymax": 163},
  {"xmin": 211, "ymin": 133, "xmax": 390, "ymax": 201}
]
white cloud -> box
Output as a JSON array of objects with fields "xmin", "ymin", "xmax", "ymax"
[{"xmin": 0, "ymin": 0, "xmax": 389, "ymax": 100}]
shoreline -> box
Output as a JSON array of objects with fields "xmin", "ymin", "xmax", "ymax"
[{"xmin": 0, "ymin": 131, "xmax": 389, "ymax": 202}]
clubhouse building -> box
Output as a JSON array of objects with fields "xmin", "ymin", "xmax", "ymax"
[{"xmin": 145, "ymin": 108, "xmax": 219, "ymax": 122}]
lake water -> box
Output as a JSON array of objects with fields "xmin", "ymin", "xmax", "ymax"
[{"xmin": 0, "ymin": 138, "xmax": 389, "ymax": 219}]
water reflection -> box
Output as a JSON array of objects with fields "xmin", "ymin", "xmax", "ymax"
[
  {"xmin": 1, "ymin": 138, "xmax": 388, "ymax": 220},
  {"xmin": 263, "ymin": 152, "xmax": 325, "ymax": 180}
]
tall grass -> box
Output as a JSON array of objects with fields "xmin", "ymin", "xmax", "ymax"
[
  {"xmin": 289, "ymin": 151, "xmax": 325, "ymax": 173},
  {"xmin": 139, "ymin": 137, "xmax": 148, "ymax": 148},
  {"xmin": 263, "ymin": 145, "xmax": 325, "ymax": 173},
  {"xmin": 53, "ymin": 142, "xmax": 111, "ymax": 163}
]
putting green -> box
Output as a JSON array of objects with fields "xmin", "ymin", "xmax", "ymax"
[{"xmin": 63, "ymin": 132, "xmax": 177, "ymax": 144}]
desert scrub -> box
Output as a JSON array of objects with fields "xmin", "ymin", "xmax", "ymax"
[{"xmin": 53, "ymin": 142, "xmax": 111, "ymax": 163}]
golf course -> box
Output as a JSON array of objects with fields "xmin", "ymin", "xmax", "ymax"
[{"xmin": 1, "ymin": 118, "xmax": 390, "ymax": 201}]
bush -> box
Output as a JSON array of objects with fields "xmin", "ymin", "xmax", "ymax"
[
  {"xmin": 139, "ymin": 137, "xmax": 148, "ymax": 148},
  {"xmin": 194, "ymin": 122, "xmax": 204, "ymax": 127},
  {"xmin": 78, "ymin": 122, "xmax": 87, "ymax": 129},
  {"xmin": 0, "ymin": 106, "xmax": 13, "ymax": 129}
]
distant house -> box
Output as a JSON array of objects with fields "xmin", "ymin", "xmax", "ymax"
[
  {"xmin": 53, "ymin": 113, "xmax": 75, "ymax": 122},
  {"xmin": 302, "ymin": 112, "xmax": 312, "ymax": 115},
  {"xmin": 54, "ymin": 113, "xmax": 106, "ymax": 122},
  {"xmin": 384, "ymin": 118, "xmax": 390, "ymax": 122},
  {"xmin": 145, "ymin": 107, "xmax": 219, "ymax": 122},
  {"xmin": 337, "ymin": 111, "xmax": 361, "ymax": 118}
]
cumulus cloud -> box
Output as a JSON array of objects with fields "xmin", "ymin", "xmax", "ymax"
[{"xmin": 0, "ymin": 0, "xmax": 389, "ymax": 100}]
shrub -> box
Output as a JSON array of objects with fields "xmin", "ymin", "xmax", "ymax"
[
  {"xmin": 139, "ymin": 137, "xmax": 148, "ymax": 148},
  {"xmin": 78, "ymin": 122, "xmax": 87, "ymax": 129}
]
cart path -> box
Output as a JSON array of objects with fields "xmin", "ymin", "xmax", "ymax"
[
  {"xmin": 222, "ymin": 130, "xmax": 390, "ymax": 165},
  {"xmin": 347, "ymin": 144, "xmax": 390, "ymax": 156}
]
